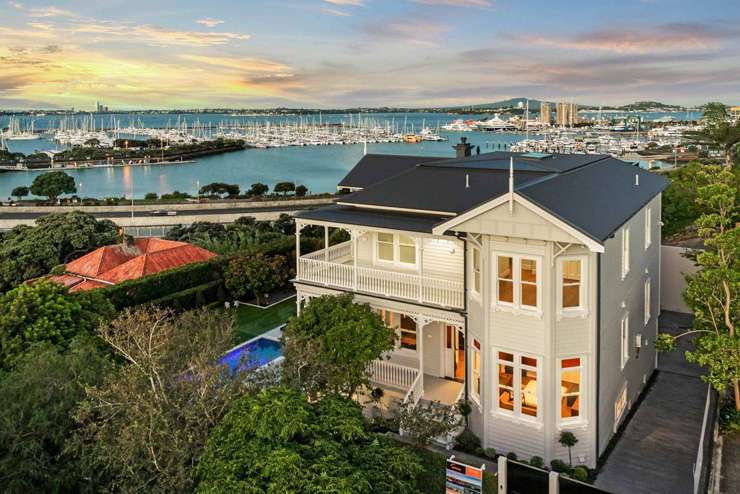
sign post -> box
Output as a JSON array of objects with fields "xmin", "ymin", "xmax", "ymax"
[{"xmin": 446, "ymin": 456, "xmax": 485, "ymax": 494}]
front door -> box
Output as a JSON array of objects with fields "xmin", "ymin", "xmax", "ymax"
[{"xmin": 444, "ymin": 325, "xmax": 465, "ymax": 382}]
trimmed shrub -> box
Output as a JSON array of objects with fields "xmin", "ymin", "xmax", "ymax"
[
  {"xmin": 529, "ymin": 456, "xmax": 545, "ymax": 469},
  {"xmin": 572, "ymin": 466, "xmax": 588, "ymax": 482},
  {"xmin": 484, "ymin": 448, "xmax": 497, "ymax": 460},
  {"xmin": 506, "ymin": 452, "xmax": 518, "ymax": 461},
  {"xmin": 454, "ymin": 430, "xmax": 481, "ymax": 454},
  {"xmin": 148, "ymin": 280, "xmax": 225, "ymax": 311},
  {"xmin": 144, "ymin": 192, "xmax": 158, "ymax": 200},
  {"xmin": 550, "ymin": 459, "xmax": 570, "ymax": 473}
]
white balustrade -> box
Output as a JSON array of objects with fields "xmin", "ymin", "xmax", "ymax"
[
  {"xmin": 368, "ymin": 359, "xmax": 419, "ymax": 391},
  {"xmin": 403, "ymin": 372, "xmax": 424, "ymax": 405},
  {"xmin": 297, "ymin": 250, "xmax": 464, "ymax": 309}
]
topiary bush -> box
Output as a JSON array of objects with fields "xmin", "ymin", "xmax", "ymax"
[
  {"xmin": 484, "ymin": 448, "xmax": 497, "ymax": 459},
  {"xmin": 550, "ymin": 459, "xmax": 570, "ymax": 473},
  {"xmin": 572, "ymin": 466, "xmax": 588, "ymax": 482},
  {"xmin": 506, "ymin": 452, "xmax": 518, "ymax": 461},
  {"xmin": 454, "ymin": 430, "xmax": 482, "ymax": 454},
  {"xmin": 529, "ymin": 456, "xmax": 545, "ymax": 469}
]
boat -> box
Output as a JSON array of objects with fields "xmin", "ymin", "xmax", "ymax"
[
  {"xmin": 475, "ymin": 114, "xmax": 518, "ymax": 132},
  {"xmin": 441, "ymin": 119, "xmax": 474, "ymax": 132}
]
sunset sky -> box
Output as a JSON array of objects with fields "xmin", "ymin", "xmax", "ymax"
[{"xmin": 1, "ymin": 0, "xmax": 739, "ymax": 110}]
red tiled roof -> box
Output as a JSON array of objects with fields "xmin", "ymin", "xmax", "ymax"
[{"xmin": 50, "ymin": 238, "xmax": 216, "ymax": 292}]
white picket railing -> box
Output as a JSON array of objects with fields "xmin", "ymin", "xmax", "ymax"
[
  {"xmin": 303, "ymin": 241, "xmax": 352, "ymax": 263},
  {"xmin": 403, "ymin": 372, "xmax": 424, "ymax": 405},
  {"xmin": 368, "ymin": 359, "xmax": 419, "ymax": 391},
  {"xmin": 297, "ymin": 255, "xmax": 464, "ymax": 309}
]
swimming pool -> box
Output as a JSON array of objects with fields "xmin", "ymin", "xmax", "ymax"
[{"xmin": 219, "ymin": 337, "xmax": 283, "ymax": 373}]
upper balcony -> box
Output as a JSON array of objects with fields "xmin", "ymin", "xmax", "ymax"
[{"xmin": 294, "ymin": 227, "xmax": 464, "ymax": 310}]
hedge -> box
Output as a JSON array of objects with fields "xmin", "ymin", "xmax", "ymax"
[
  {"xmin": 102, "ymin": 256, "xmax": 228, "ymax": 310},
  {"xmin": 148, "ymin": 279, "xmax": 226, "ymax": 311}
]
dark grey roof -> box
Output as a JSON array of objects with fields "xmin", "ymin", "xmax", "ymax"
[
  {"xmin": 308, "ymin": 151, "xmax": 669, "ymax": 243},
  {"xmin": 296, "ymin": 204, "xmax": 447, "ymax": 233},
  {"xmin": 518, "ymin": 157, "xmax": 667, "ymax": 241},
  {"xmin": 338, "ymin": 154, "xmax": 444, "ymax": 189},
  {"xmin": 339, "ymin": 165, "xmax": 547, "ymax": 214}
]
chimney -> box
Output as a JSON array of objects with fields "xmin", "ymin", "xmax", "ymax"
[{"xmin": 453, "ymin": 136, "xmax": 473, "ymax": 158}]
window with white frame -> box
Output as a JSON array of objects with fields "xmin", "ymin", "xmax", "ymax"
[
  {"xmin": 620, "ymin": 313, "xmax": 629, "ymax": 369},
  {"xmin": 644, "ymin": 207, "xmax": 652, "ymax": 250},
  {"xmin": 399, "ymin": 314, "xmax": 417, "ymax": 351},
  {"xmin": 560, "ymin": 357, "xmax": 582, "ymax": 421},
  {"xmin": 559, "ymin": 257, "xmax": 586, "ymax": 312},
  {"xmin": 621, "ymin": 227, "xmax": 630, "ymax": 279},
  {"xmin": 375, "ymin": 233, "xmax": 417, "ymax": 266},
  {"xmin": 644, "ymin": 278, "xmax": 651, "ymax": 324},
  {"xmin": 495, "ymin": 254, "xmax": 540, "ymax": 311},
  {"xmin": 496, "ymin": 351, "xmax": 539, "ymax": 419},
  {"xmin": 471, "ymin": 339, "xmax": 481, "ymax": 405},
  {"xmin": 472, "ymin": 247, "xmax": 481, "ymax": 296}
]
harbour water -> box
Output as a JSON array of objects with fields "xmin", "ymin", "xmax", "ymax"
[{"xmin": 0, "ymin": 111, "xmax": 688, "ymax": 199}]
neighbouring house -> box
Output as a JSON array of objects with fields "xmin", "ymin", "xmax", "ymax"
[
  {"xmin": 49, "ymin": 237, "xmax": 216, "ymax": 291},
  {"xmin": 292, "ymin": 143, "xmax": 667, "ymax": 468}
]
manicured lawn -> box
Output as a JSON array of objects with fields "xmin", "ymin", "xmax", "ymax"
[{"xmin": 233, "ymin": 297, "xmax": 296, "ymax": 343}]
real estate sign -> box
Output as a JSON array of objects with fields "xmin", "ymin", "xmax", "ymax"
[{"xmin": 445, "ymin": 457, "xmax": 484, "ymax": 494}]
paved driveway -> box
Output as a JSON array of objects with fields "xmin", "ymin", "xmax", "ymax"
[{"xmin": 596, "ymin": 312, "xmax": 710, "ymax": 494}]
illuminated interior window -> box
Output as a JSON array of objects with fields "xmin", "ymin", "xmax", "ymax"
[
  {"xmin": 520, "ymin": 258, "xmax": 538, "ymax": 308},
  {"xmin": 498, "ymin": 352, "xmax": 514, "ymax": 412},
  {"xmin": 497, "ymin": 351, "xmax": 539, "ymax": 419},
  {"xmin": 497, "ymin": 256, "xmax": 514, "ymax": 304},
  {"xmin": 562, "ymin": 259, "xmax": 582, "ymax": 309},
  {"xmin": 560, "ymin": 358, "xmax": 581, "ymax": 420},
  {"xmin": 399, "ymin": 314, "xmax": 417, "ymax": 351},
  {"xmin": 471, "ymin": 339, "xmax": 481, "ymax": 404}
]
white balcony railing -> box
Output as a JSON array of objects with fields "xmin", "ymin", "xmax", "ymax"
[
  {"xmin": 297, "ymin": 250, "xmax": 464, "ymax": 309},
  {"xmin": 368, "ymin": 359, "xmax": 419, "ymax": 391}
]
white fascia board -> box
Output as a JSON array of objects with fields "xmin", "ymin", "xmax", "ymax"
[{"xmin": 335, "ymin": 201, "xmax": 456, "ymax": 217}]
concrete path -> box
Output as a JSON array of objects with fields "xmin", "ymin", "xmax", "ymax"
[{"xmin": 596, "ymin": 312, "xmax": 709, "ymax": 494}]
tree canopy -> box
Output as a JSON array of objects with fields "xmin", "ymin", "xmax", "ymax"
[
  {"xmin": 248, "ymin": 182, "xmax": 269, "ymax": 197},
  {"xmin": 199, "ymin": 182, "xmax": 240, "ymax": 198},
  {"xmin": 0, "ymin": 280, "xmax": 114, "ymax": 371},
  {"xmin": 196, "ymin": 386, "xmax": 423, "ymax": 494},
  {"xmin": 699, "ymin": 103, "xmax": 740, "ymax": 165},
  {"xmin": 282, "ymin": 294, "xmax": 396, "ymax": 398},
  {"xmin": 30, "ymin": 170, "xmax": 77, "ymax": 201},
  {"xmin": 274, "ymin": 181, "xmax": 295, "ymax": 195},
  {"xmin": 10, "ymin": 186, "xmax": 29, "ymax": 200},
  {"xmin": 224, "ymin": 252, "xmax": 291, "ymax": 303},
  {"xmin": 73, "ymin": 307, "xmax": 252, "ymax": 493},
  {"xmin": 0, "ymin": 336, "xmax": 111, "ymax": 493},
  {"xmin": 0, "ymin": 211, "xmax": 119, "ymax": 292}
]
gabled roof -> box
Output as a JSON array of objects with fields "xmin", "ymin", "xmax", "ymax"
[
  {"xmin": 297, "ymin": 151, "xmax": 669, "ymax": 244},
  {"xmin": 65, "ymin": 244, "xmax": 139, "ymax": 278}
]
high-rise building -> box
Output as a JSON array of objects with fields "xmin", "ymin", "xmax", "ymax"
[
  {"xmin": 540, "ymin": 102, "xmax": 551, "ymax": 125},
  {"xmin": 556, "ymin": 102, "xmax": 579, "ymax": 127}
]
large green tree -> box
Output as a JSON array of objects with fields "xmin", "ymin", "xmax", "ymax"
[
  {"xmin": 199, "ymin": 182, "xmax": 240, "ymax": 198},
  {"xmin": 696, "ymin": 103, "xmax": 740, "ymax": 165},
  {"xmin": 30, "ymin": 170, "xmax": 77, "ymax": 201},
  {"xmin": 0, "ymin": 211, "xmax": 118, "ymax": 292},
  {"xmin": 0, "ymin": 337, "xmax": 111, "ymax": 493},
  {"xmin": 0, "ymin": 280, "xmax": 114, "ymax": 371},
  {"xmin": 224, "ymin": 253, "xmax": 290, "ymax": 304},
  {"xmin": 657, "ymin": 164, "xmax": 740, "ymax": 409},
  {"xmin": 196, "ymin": 386, "xmax": 423, "ymax": 494},
  {"xmin": 10, "ymin": 186, "xmax": 28, "ymax": 202},
  {"xmin": 73, "ymin": 307, "xmax": 253, "ymax": 494},
  {"xmin": 282, "ymin": 294, "xmax": 396, "ymax": 398}
]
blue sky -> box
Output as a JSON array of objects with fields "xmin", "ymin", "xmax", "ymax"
[{"xmin": 1, "ymin": 0, "xmax": 739, "ymax": 109}]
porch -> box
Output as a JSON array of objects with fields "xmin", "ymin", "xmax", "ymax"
[{"xmin": 295, "ymin": 228, "xmax": 464, "ymax": 310}]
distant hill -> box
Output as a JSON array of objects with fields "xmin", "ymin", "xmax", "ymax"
[{"xmin": 450, "ymin": 98, "xmax": 551, "ymax": 111}]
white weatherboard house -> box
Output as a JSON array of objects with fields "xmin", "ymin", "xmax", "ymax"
[{"xmin": 292, "ymin": 143, "xmax": 668, "ymax": 468}]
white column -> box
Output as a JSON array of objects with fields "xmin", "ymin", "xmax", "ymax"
[
  {"xmin": 324, "ymin": 225, "xmax": 329, "ymax": 262},
  {"xmin": 548, "ymin": 471, "xmax": 559, "ymax": 493},
  {"xmin": 418, "ymin": 320, "xmax": 424, "ymax": 397},
  {"xmin": 418, "ymin": 240, "xmax": 424, "ymax": 303},
  {"xmin": 497, "ymin": 456, "xmax": 507, "ymax": 494},
  {"xmin": 295, "ymin": 222, "xmax": 302, "ymax": 279},
  {"xmin": 352, "ymin": 230, "xmax": 358, "ymax": 291}
]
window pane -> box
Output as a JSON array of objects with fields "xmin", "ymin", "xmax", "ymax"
[
  {"xmin": 521, "ymin": 368, "xmax": 538, "ymax": 417},
  {"xmin": 399, "ymin": 244, "xmax": 416, "ymax": 264},
  {"xmin": 474, "ymin": 271, "xmax": 481, "ymax": 293},
  {"xmin": 473, "ymin": 249, "xmax": 480, "ymax": 269},
  {"xmin": 561, "ymin": 369, "xmax": 580, "ymax": 394},
  {"xmin": 498, "ymin": 280, "xmax": 513, "ymax": 303},
  {"xmin": 521, "ymin": 282, "xmax": 537, "ymax": 307},
  {"xmin": 563, "ymin": 284, "xmax": 580, "ymax": 308},
  {"xmin": 498, "ymin": 256, "xmax": 513, "ymax": 280},
  {"xmin": 378, "ymin": 233, "xmax": 393, "ymax": 243},
  {"xmin": 498, "ymin": 363, "xmax": 514, "ymax": 411},
  {"xmin": 400, "ymin": 330, "xmax": 417, "ymax": 350},
  {"xmin": 400, "ymin": 315, "xmax": 416, "ymax": 331},
  {"xmin": 499, "ymin": 351, "xmax": 514, "ymax": 362},
  {"xmin": 563, "ymin": 260, "xmax": 580, "ymax": 283},
  {"xmin": 398, "ymin": 234, "xmax": 414, "ymax": 247},
  {"xmin": 521, "ymin": 258, "xmax": 537, "ymax": 283},
  {"xmin": 521, "ymin": 356, "xmax": 537, "ymax": 367},
  {"xmin": 378, "ymin": 242, "xmax": 393, "ymax": 261},
  {"xmin": 561, "ymin": 357, "xmax": 581, "ymax": 368}
]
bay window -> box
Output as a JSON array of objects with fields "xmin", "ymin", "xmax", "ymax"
[
  {"xmin": 560, "ymin": 358, "xmax": 582, "ymax": 421},
  {"xmin": 559, "ymin": 257, "xmax": 586, "ymax": 313},
  {"xmin": 496, "ymin": 350, "xmax": 540, "ymax": 420},
  {"xmin": 495, "ymin": 254, "xmax": 541, "ymax": 311},
  {"xmin": 375, "ymin": 233, "xmax": 417, "ymax": 266}
]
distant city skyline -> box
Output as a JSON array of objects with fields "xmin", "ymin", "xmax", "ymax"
[{"xmin": 1, "ymin": 0, "xmax": 739, "ymax": 110}]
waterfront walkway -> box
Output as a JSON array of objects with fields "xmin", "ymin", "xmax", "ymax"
[{"xmin": 596, "ymin": 312, "xmax": 709, "ymax": 494}]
